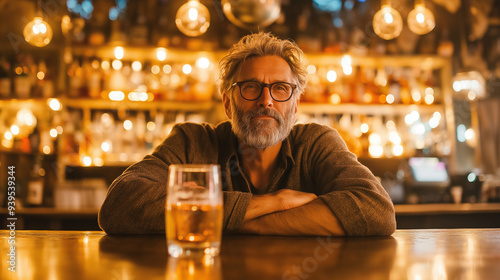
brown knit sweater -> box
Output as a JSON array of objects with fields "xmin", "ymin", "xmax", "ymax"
[{"xmin": 98, "ymin": 121, "xmax": 396, "ymax": 236}]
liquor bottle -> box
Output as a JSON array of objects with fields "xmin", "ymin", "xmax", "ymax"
[
  {"xmin": 364, "ymin": 67, "xmax": 380, "ymax": 103},
  {"xmin": 270, "ymin": 0, "xmax": 290, "ymax": 40},
  {"xmin": 14, "ymin": 55, "xmax": 32, "ymax": 99},
  {"xmin": 375, "ymin": 67, "xmax": 389, "ymax": 104},
  {"xmin": 44, "ymin": 60, "xmax": 55, "ymax": 98},
  {"xmin": 144, "ymin": 62, "xmax": 161, "ymax": 99},
  {"xmin": 128, "ymin": 1, "xmax": 149, "ymax": 45},
  {"xmin": 295, "ymin": 7, "xmax": 322, "ymax": 53},
  {"xmin": 68, "ymin": 59, "xmax": 84, "ymax": 98},
  {"xmin": 397, "ymin": 69, "xmax": 411, "ymax": 105},
  {"xmin": 37, "ymin": 60, "xmax": 55, "ymax": 98},
  {"xmin": 323, "ymin": 30, "xmax": 341, "ymax": 53},
  {"xmin": 0, "ymin": 56, "xmax": 11, "ymax": 98},
  {"xmin": 28, "ymin": 125, "xmax": 40, "ymax": 154},
  {"xmin": 151, "ymin": 1, "xmax": 170, "ymax": 47},
  {"xmin": 129, "ymin": 61, "xmax": 145, "ymax": 92},
  {"xmin": 26, "ymin": 155, "xmax": 45, "ymax": 206},
  {"xmin": 87, "ymin": 0, "xmax": 110, "ymax": 45},
  {"xmin": 418, "ymin": 28, "xmax": 438, "ymax": 54},
  {"xmin": 87, "ymin": 58, "xmax": 102, "ymax": 98},
  {"xmin": 437, "ymin": 28, "xmax": 454, "ymax": 57},
  {"xmin": 220, "ymin": 25, "xmax": 240, "ymax": 50},
  {"xmin": 108, "ymin": 62, "xmax": 126, "ymax": 93},
  {"xmin": 386, "ymin": 68, "xmax": 402, "ymax": 104},
  {"xmin": 351, "ymin": 66, "xmax": 365, "ymax": 103},
  {"xmin": 108, "ymin": 14, "xmax": 127, "ymax": 45}
]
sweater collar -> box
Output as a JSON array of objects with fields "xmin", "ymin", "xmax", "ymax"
[{"xmin": 218, "ymin": 121, "xmax": 295, "ymax": 170}]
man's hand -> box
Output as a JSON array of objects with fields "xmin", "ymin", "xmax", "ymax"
[
  {"xmin": 276, "ymin": 189, "xmax": 318, "ymax": 212},
  {"xmin": 244, "ymin": 189, "xmax": 317, "ymax": 222}
]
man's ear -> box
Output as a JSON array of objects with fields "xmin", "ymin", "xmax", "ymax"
[
  {"xmin": 293, "ymin": 95, "xmax": 300, "ymax": 122},
  {"xmin": 222, "ymin": 93, "xmax": 232, "ymax": 120}
]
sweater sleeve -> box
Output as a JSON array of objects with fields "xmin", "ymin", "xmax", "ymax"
[
  {"xmin": 98, "ymin": 123, "xmax": 216, "ymax": 234},
  {"xmin": 223, "ymin": 191, "xmax": 252, "ymax": 232},
  {"xmin": 98, "ymin": 123, "xmax": 191, "ymax": 234},
  {"xmin": 306, "ymin": 125, "xmax": 396, "ymax": 236}
]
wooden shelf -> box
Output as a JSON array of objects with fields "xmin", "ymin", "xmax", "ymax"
[
  {"xmin": 0, "ymin": 97, "xmax": 217, "ymax": 111},
  {"xmin": 61, "ymin": 98, "xmax": 216, "ymax": 111},
  {"xmin": 299, "ymin": 103, "xmax": 444, "ymax": 115},
  {"xmin": 0, "ymin": 98, "xmax": 50, "ymax": 110},
  {"xmin": 1, "ymin": 98, "xmax": 444, "ymax": 115},
  {"xmin": 305, "ymin": 54, "xmax": 451, "ymax": 69},
  {"xmin": 70, "ymin": 44, "xmax": 226, "ymax": 63},
  {"xmin": 60, "ymin": 98, "xmax": 217, "ymax": 111}
]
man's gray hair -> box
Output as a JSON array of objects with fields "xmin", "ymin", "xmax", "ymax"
[{"xmin": 218, "ymin": 32, "xmax": 308, "ymax": 98}]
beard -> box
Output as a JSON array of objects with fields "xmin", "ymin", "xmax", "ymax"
[{"xmin": 230, "ymin": 95, "xmax": 296, "ymax": 149}]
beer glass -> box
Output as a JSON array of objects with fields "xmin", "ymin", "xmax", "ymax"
[{"xmin": 166, "ymin": 164, "xmax": 223, "ymax": 257}]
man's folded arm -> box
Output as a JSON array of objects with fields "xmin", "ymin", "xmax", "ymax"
[
  {"xmin": 238, "ymin": 198, "xmax": 346, "ymax": 236},
  {"xmin": 234, "ymin": 186, "xmax": 396, "ymax": 237},
  {"xmin": 224, "ymin": 189, "xmax": 319, "ymax": 233}
]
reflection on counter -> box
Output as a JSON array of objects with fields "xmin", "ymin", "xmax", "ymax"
[{"xmin": 167, "ymin": 255, "xmax": 221, "ymax": 280}]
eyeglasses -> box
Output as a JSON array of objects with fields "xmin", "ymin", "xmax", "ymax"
[{"xmin": 232, "ymin": 81, "xmax": 297, "ymax": 102}]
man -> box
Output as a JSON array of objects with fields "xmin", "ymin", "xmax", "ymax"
[{"xmin": 98, "ymin": 32, "xmax": 396, "ymax": 236}]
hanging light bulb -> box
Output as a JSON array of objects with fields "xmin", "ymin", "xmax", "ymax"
[
  {"xmin": 24, "ymin": 16, "xmax": 53, "ymax": 47},
  {"xmin": 222, "ymin": 0, "xmax": 281, "ymax": 30},
  {"xmin": 23, "ymin": 0, "xmax": 53, "ymax": 47},
  {"xmin": 175, "ymin": 0, "xmax": 210, "ymax": 37},
  {"xmin": 372, "ymin": 0, "xmax": 403, "ymax": 40},
  {"xmin": 407, "ymin": 0, "xmax": 435, "ymax": 35}
]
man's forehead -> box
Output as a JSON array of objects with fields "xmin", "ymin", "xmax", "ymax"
[{"xmin": 236, "ymin": 55, "xmax": 293, "ymax": 80}]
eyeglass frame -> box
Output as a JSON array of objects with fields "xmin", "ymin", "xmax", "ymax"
[{"xmin": 231, "ymin": 80, "xmax": 297, "ymax": 102}]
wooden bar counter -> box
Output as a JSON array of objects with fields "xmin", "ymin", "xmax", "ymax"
[
  {"xmin": 3, "ymin": 203, "xmax": 500, "ymax": 230},
  {"xmin": 1, "ymin": 229, "xmax": 499, "ymax": 279}
]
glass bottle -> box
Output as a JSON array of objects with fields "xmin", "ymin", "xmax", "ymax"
[
  {"xmin": 0, "ymin": 56, "xmax": 11, "ymax": 98},
  {"xmin": 87, "ymin": 58, "xmax": 102, "ymax": 98},
  {"xmin": 26, "ymin": 155, "xmax": 45, "ymax": 207},
  {"xmin": 128, "ymin": 1, "xmax": 149, "ymax": 45}
]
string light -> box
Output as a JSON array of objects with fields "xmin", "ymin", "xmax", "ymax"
[
  {"xmin": 372, "ymin": 0, "xmax": 403, "ymax": 40},
  {"xmin": 24, "ymin": 17, "xmax": 53, "ymax": 47},
  {"xmin": 175, "ymin": 0, "xmax": 210, "ymax": 37},
  {"xmin": 23, "ymin": 0, "xmax": 53, "ymax": 47},
  {"xmin": 407, "ymin": 0, "xmax": 435, "ymax": 35},
  {"xmin": 222, "ymin": 0, "xmax": 281, "ymax": 30}
]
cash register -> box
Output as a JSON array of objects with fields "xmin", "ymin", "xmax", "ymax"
[{"xmin": 404, "ymin": 157, "xmax": 451, "ymax": 203}]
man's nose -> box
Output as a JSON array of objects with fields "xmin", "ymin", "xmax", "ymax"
[{"xmin": 257, "ymin": 86, "xmax": 273, "ymax": 107}]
